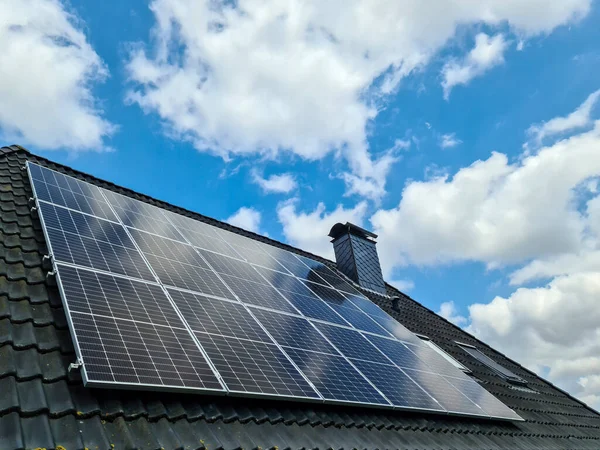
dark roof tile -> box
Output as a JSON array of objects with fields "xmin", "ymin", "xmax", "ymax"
[{"xmin": 1, "ymin": 145, "xmax": 600, "ymax": 449}]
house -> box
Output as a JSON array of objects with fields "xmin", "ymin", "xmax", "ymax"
[{"xmin": 1, "ymin": 144, "xmax": 600, "ymax": 449}]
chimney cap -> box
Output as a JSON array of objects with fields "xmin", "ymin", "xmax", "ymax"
[{"xmin": 328, "ymin": 222, "xmax": 378, "ymax": 241}]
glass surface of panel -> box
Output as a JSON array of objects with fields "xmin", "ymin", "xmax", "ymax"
[
  {"xmin": 250, "ymin": 308, "xmax": 337, "ymax": 352},
  {"xmin": 58, "ymin": 264, "xmax": 179, "ymax": 326},
  {"xmin": 168, "ymin": 289, "xmax": 271, "ymax": 342},
  {"xmin": 402, "ymin": 368, "xmax": 487, "ymax": 417},
  {"xmin": 314, "ymin": 323, "xmax": 390, "ymax": 364},
  {"xmin": 443, "ymin": 376, "xmax": 523, "ymax": 420},
  {"xmin": 144, "ymin": 253, "xmax": 235, "ymax": 300},
  {"xmin": 129, "ymin": 228, "xmax": 209, "ymax": 268},
  {"xmin": 199, "ymin": 250, "xmax": 266, "ymax": 284},
  {"xmin": 367, "ymin": 314, "xmax": 424, "ymax": 345},
  {"xmin": 29, "ymin": 163, "xmax": 117, "ymax": 221},
  {"xmin": 72, "ymin": 312, "xmax": 222, "ymax": 389},
  {"xmin": 284, "ymin": 347, "xmax": 390, "ymax": 405},
  {"xmin": 351, "ymin": 359, "xmax": 445, "ymax": 412},
  {"xmin": 220, "ymin": 275, "xmax": 299, "ymax": 314},
  {"xmin": 40, "ymin": 203, "xmax": 154, "ymax": 281},
  {"xmin": 102, "ymin": 190, "xmax": 184, "ymax": 242},
  {"xmin": 194, "ymin": 332, "xmax": 320, "ymax": 398},
  {"xmin": 332, "ymin": 306, "xmax": 392, "ymax": 336},
  {"xmin": 280, "ymin": 291, "xmax": 349, "ymax": 325}
]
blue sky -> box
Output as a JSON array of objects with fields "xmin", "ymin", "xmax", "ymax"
[{"xmin": 3, "ymin": 0, "xmax": 600, "ymax": 407}]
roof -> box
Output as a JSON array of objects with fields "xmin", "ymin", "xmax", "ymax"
[{"xmin": 1, "ymin": 145, "xmax": 600, "ymax": 450}]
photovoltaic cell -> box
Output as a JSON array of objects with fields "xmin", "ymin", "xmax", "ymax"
[
  {"xmin": 58, "ymin": 264, "xmax": 180, "ymax": 326},
  {"xmin": 350, "ymin": 359, "xmax": 445, "ymax": 412},
  {"xmin": 366, "ymin": 313, "xmax": 424, "ymax": 345},
  {"xmin": 407, "ymin": 344, "xmax": 472, "ymax": 379},
  {"xmin": 254, "ymin": 268, "xmax": 316, "ymax": 296},
  {"xmin": 167, "ymin": 288, "xmax": 271, "ymax": 342},
  {"xmin": 177, "ymin": 226, "xmax": 242, "ymax": 258},
  {"xmin": 40, "ymin": 203, "xmax": 154, "ymax": 281},
  {"xmin": 332, "ymin": 306, "xmax": 392, "ymax": 336},
  {"xmin": 194, "ymin": 332, "xmax": 319, "ymax": 398},
  {"xmin": 144, "ymin": 253, "xmax": 235, "ymax": 300},
  {"xmin": 443, "ymin": 375, "xmax": 523, "ymax": 420},
  {"xmin": 29, "ymin": 163, "xmax": 117, "ymax": 221},
  {"xmin": 344, "ymin": 294, "xmax": 388, "ymax": 318},
  {"xmin": 199, "ymin": 250, "xmax": 266, "ymax": 284},
  {"xmin": 306, "ymin": 282, "xmax": 350, "ymax": 306},
  {"xmin": 279, "ymin": 291, "xmax": 349, "ymax": 325},
  {"xmin": 283, "ymin": 347, "xmax": 389, "ymax": 405},
  {"xmin": 250, "ymin": 308, "xmax": 336, "ymax": 352},
  {"xmin": 363, "ymin": 335, "xmax": 428, "ymax": 371},
  {"xmin": 219, "ymin": 275, "xmax": 299, "ymax": 314},
  {"xmin": 102, "ymin": 190, "xmax": 184, "ymax": 242},
  {"xmin": 314, "ymin": 323, "xmax": 390, "ymax": 364},
  {"xmin": 129, "ymin": 228, "xmax": 209, "ymax": 268},
  {"xmin": 402, "ymin": 368, "xmax": 486, "ymax": 416},
  {"xmin": 71, "ymin": 312, "xmax": 222, "ymax": 389}
]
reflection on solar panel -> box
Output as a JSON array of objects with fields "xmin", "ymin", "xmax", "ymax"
[{"xmin": 28, "ymin": 161, "xmax": 522, "ymax": 420}]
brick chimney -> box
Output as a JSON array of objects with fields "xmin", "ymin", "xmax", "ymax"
[{"xmin": 328, "ymin": 222, "xmax": 386, "ymax": 294}]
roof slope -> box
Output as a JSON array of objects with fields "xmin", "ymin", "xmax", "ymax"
[{"xmin": 1, "ymin": 145, "xmax": 600, "ymax": 450}]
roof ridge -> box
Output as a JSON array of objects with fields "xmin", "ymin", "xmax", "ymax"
[{"xmin": 0, "ymin": 145, "xmax": 29, "ymax": 157}]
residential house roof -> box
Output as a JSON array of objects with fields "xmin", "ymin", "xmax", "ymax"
[{"xmin": 1, "ymin": 144, "xmax": 600, "ymax": 450}]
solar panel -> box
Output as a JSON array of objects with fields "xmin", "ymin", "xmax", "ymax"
[
  {"xmin": 194, "ymin": 332, "xmax": 320, "ymax": 398},
  {"xmin": 283, "ymin": 347, "xmax": 390, "ymax": 405},
  {"xmin": 102, "ymin": 190, "xmax": 185, "ymax": 242},
  {"xmin": 249, "ymin": 308, "xmax": 336, "ymax": 352},
  {"xmin": 38, "ymin": 202, "xmax": 155, "ymax": 281},
  {"xmin": 28, "ymin": 162, "xmax": 118, "ymax": 221},
  {"xmin": 350, "ymin": 359, "xmax": 445, "ymax": 412},
  {"xmin": 28, "ymin": 161, "xmax": 522, "ymax": 420},
  {"xmin": 167, "ymin": 289, "xmax": 271, "ymax": 342}
]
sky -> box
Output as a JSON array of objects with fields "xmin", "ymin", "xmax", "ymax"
[{"xmin": 2, "ymin": 0, "xmax": 600, "ymax": 409}]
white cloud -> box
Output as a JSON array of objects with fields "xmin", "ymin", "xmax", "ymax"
[
  {"xmin": 251, "ymin": 170, "xmax": 298, "ymax": 194},
  {"xmin": 226, "ymin": 207, "xmax": 262, "ymax": 233},
  {"xmin": 467, "ymin": 272, "xmax": 600, "ymax": 410},
  {"xmin": 371, "ymin": 121, "xmax": 600, "ymax": 272},
  {"xmin": 277, "ymin": 199, "xmax": 367, "ymax": 259},
  {"xmin": 438, "ymin": 301, "xmax": 467, "ymax": 326},
  {"xmin": 388, "ymin": 279, "xmax": 415, "ymax": 292},
  {"xmin": 527, "ymin": 89, "xmax": 600, "ymax": 144},
  {"xmin": 126, "ymin": 0, "xmax": 589, "ymax": 196},
  {"xmin": 0, "ymin": 0, "xmax": 115, "ymax": 150},
  {"xmin": 442, "ymin": 33, "xmax": 509, "ymax": 99},
  {"xmin": 440, "ymin": 133, "xmax": 462, "ymax": 149}
]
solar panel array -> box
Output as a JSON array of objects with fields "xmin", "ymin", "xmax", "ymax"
[{"xmin": 27, "ymin": 162, "xmax": 522, "ymax": 420}]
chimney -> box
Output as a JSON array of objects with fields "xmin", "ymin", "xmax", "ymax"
[{"xmin": 328, "ymin": 222, "xmax": 387, "ymax": 294}]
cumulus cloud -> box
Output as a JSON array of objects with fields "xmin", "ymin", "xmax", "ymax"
[
  {"xmin": 438, "ymin": 301, "xmax": 467, "ymax": 326},
  {"xmin": 440, "ymin": 133, "xmax": 462, "ymax": 149},
  {"xmin": 226, "ymin": 207, "xmax": 262, "ymax": 233},
  {"xmin": 277, "ymin": 199, "xmax": 367, "ymax": 259},
  {"xmin": 0, "ymin": 0, "xmax": 115, "ymax": 150},
  {"xmin": 371, "ymin": 121, "xmax": 600, "ymax": 271},
  {"xmin": 442, "ymin": 33, "xmax": 508, "ymax": 99},
  {"xmin": 467, "ymin": 272, "xmax": 600, "ymax": 410},
  {"xmin": 126, "ymin": 0, "xmax": 589, "ymax": 197},
  {"xmin": 527, "ymin": 89, "xmax": 600, "ymax": 144},
  {"xmin": 251, "ymin": 169, "xmax": 298, "ymax": 194}
]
